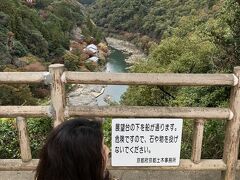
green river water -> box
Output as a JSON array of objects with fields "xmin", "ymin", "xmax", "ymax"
[{"xmin": 97, "ymin": 48, "xmax": 129, "ymax": 105}]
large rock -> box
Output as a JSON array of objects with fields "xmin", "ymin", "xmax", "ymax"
[
  {"xmin": 68, "ymin": 94, "xmax": 98, "ymax": 106},
  {"xmin": 71, "ymin": 27, "xmax": 84, "ymax": 42},
  {"xmin": 67, "ymin": 85, "xmax": 105, "ymax": 106}
]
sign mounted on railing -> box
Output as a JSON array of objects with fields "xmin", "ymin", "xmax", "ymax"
[{"xmin": 111, "ymin": 118, "xmax": 183, "ymax": 166}]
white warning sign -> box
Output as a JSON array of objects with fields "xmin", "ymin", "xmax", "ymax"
[{"xmin": 111, "ymin": 118, "xmax": 183, "ymax": 166}]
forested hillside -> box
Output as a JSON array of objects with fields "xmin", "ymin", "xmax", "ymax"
[
  {"xmin": 0, "ymin": 0, "xmax": 105, "ymax": 105},
  {"xmin": 122, "ymin": 0, "xmax": 240, "ymax": 158},
  {"xmin": 120, "ymin": 0, "xmax": 240, "ymax": 106},
  {"xmin": 91, "ymin": 0, "xmax": 218, "ymax": 38},
  {"xmin": 0, "ymin": 0, "xmax": 105, "ymax": 158},
  {"xmin": 90, "ymin": 0, "xmax": 226, "ymax": 52},
  {"xmin": 1, "ymin": 0, "xmax": 240, "ymax": 159},
  {"xmin": 0, "ymin": 0, "xmax": 102, "ymax": 64},
  {"xmin": 90, "ymin": 0, "xmax": 240, "ymax": 158}
]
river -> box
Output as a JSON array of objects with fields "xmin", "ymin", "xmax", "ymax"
[
  {"xmin": 67, "ymin": 38, "xmax": 145, "ymax": 107},
  {"xmin": 97, "ymin": 48, "xmax": 129, "ymax": 105}
]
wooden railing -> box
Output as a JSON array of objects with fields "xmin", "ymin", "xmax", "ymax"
[{"xmin": 0, "ymin": 64, "xmax": 240, "ymax": 180}]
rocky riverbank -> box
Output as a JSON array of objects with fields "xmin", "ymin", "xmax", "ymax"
[
  {"xmin": 68, "ymin": 37, "xmax": 145, "ymax": 106},
  {"xmin": 106, "ymin": 37, "xmax": 146, "ymax": 64},
  {"xmin": 67, "ymin": 84, "xmax": 105, "ymax": 106}
]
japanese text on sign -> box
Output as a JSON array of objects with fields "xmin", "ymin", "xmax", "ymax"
[{"xmin": 111, "ymin": 118, "xmax": 183, "ymax": 166}]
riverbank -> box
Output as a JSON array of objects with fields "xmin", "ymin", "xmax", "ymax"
[
  {"xmin": 106, "ymin": 37, "xmax": 146, "ymax": 64},
  {"xmin": 68, "ymin": 37, "xmax": 145, "ymax": 106},
  {"xmin": 67, "ymin": 84, "xmax": 105, "ymax": 106}
]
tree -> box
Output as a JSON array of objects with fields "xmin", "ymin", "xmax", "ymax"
[
  {"xmin": 63, "ymin": 51, "xmax": 81, "ymax": 71},
  {"xmin": 120, "ymin": 0, "xmax": 240, "ymax": 158}
]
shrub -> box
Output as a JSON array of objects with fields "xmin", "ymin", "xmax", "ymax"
[
  {"xmin": 84, "ymin": 61, "xmax": 97, "ymax": 71},
  {"xmin": 11, "ymin": 40, "xmax": 28, "ymax": 57},
  {"xmin": 0, "ymin": 118, "xmax": 19, "ymax": 158},
  {"xmin": 103, "ymin": 118, "xmax": 112, "ymax": 149},
  {"xmin": 63, "ymin": 51, "xmax": 80, "ymax": 71},
  {"xmin": 0, "ymin": 84, "xmax": 37, "ymax": 105},
  {"xmin": 0, "ymin": 117, "xmax": 52, "ymax": 159}
]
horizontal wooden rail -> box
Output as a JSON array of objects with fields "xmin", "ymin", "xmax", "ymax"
[
  {"xmin": 0, "ymin": 159, "xmax": 39, "ymax": 171},
  {"xmin": 0, "ymin": 106, "xmax": 232, "ymax": 119},
  {"xmin": 108, "ymin": 160, "xmax": 229, "ymax": 171},
  {"xmin": 68, "ymin": 106, "xmax": 233, "ymax": 120},
  {"xmin": 0, "ymin": 106, "xmax": 51, "ymax": 117},
  {"xmin": 0, "ymin": 71, "xmax": 238, "ymax": 86},
  {"xmin": 65, "ymin": 72, "xmax": 238, "ymax": 86},
  {"xmin": 1, "ymin": 159, "xmax": 240, "ymax": 171},
  {"xmin": 0, "ymin": 72, "xmax": 47, "ymax": 84}
]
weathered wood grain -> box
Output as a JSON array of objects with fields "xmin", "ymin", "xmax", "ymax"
[
  {"xmin": 16, "ymin": 117, "xmax": 32, "ymax": 162},
  {"xmin": 0, "ymin": 72, "xmax": 46, "ymax": 84},
  {"xmin": 222, "ymin": 67, "xmax": 240, "ymax": 180},
  {"xmin": 49, "ymin": 64, "xmax": 66, "ymax": 127},
  {"xmin": 0, "ymin": 106, "xmax": 50, "ymax": 117},
  {"xmin": 65, "ymin": 72, "xmax": 237, "ymax": 86},
  {"xmin": 68, "ymin": 106, "xmax": 232, "ymax": 119},
  {"xmin": 191, "ymin": 119, "xmax": 205, "ymax": 164}
]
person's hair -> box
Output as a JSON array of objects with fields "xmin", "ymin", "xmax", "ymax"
[{"xmin": 35, "ymin": 118, "xmax": 108, "ymax": 180}]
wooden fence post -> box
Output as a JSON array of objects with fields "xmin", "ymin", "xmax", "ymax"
[
  {"xmin": 191, "ymin": 119, "xmax": 205, "ymax": 164},
  {"xmin": 16, "ymin": 117, "xmax": 32, "ymax": 162},
  {"xmin": 49, "ymin": 64, "xmax": 66, "ymax": 127},
  {"xmin": 222, "ymin": 67, "xmax": 240, "ymax": 180}
]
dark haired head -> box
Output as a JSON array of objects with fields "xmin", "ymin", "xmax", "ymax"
[{"xmin": 35, "ymin": 118, "xmax": 108, "ymax": 180}]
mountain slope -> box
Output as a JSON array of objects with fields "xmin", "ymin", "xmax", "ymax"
[
  {"xmin": 90, "ymin": 0, "xmax": 219, "ymax": 39},
  {"xmin": 0, "ymin": 0, "xmax": 102, "ymax": 68}
]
